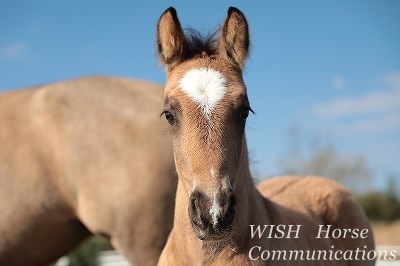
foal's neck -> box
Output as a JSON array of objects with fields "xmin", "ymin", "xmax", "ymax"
[{"xmin": 229, "ymin": 139, "xmax": 269, "ymax": 249}]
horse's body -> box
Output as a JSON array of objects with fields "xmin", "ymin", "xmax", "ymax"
[
  {"xmin": 155, "ymin": 7, "xmax": 374, "ymax": 265},
  {"xmin": 0, "ymin": 76, "xmax": 177, "ymax": 265}
]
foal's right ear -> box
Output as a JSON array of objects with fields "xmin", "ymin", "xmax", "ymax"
[{"xmin": 157, "ymin": 7, "xmax": 186, "ymax": 70}]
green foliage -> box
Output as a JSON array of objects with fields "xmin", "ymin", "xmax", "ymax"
[
  {"xmin": 359, "ymin": 191, "xmax": 400, "ymax": 221},
  {"xmin": 67, "ymin": 235, "xmax": 113, "ymax": 266}
]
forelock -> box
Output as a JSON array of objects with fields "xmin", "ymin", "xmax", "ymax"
[{"xmin": 183, "ymin": 28, "xmax": 218, "ymax": 59}]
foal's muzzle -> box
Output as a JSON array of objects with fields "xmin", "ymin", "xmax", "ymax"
[{"xmin": 188, "ymin": 189, "xmax": 236, "ymax": 241}]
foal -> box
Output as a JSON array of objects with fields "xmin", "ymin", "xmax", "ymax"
[{"xmin": 157, "ymin": 7, "xmax": 374, "ymax": 265}]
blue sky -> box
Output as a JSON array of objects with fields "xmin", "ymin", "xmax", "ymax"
[{"xmin": 1, "ymin": 1, "xmax": 399, "ymax": 192}]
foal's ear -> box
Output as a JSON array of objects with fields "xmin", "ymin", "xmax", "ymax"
[
  {"xmin": 218, "ymin": 7, "xmax": 250, "ymax": 70},
  {"xmin": 157, "ymin": 7, "xmax": 186, "ymax": 70}
]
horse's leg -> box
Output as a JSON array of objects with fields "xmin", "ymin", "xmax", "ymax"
[
  {"xmin": 77, "ymin": 169, "xmax": 176, "ymax": 266},
  {"xmin": 110, "ymin": 182, "xmax": 175, "ymax": 266}
]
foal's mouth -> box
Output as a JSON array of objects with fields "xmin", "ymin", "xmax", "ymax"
[{"xmin": 194, "ymin": 226, "xmax": 233, "ymax": 242}]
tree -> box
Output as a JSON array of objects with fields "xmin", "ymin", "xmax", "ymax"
[{"xmin": 358, "ymin": 175, "xmax": 400, "ymax": 221}]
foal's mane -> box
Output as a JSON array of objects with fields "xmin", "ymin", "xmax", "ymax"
[{"xmin": 183, "ymin": 28, "xmax": 218, "ymax": 59}]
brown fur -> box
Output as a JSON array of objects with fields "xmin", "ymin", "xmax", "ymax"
[
  {"xmin": 156, "ymin": 7, "xmax": 374, "ymax": 266},
  {"xmin": 0, "ymin": 76, "xmax": 177, "ymax": 265}
]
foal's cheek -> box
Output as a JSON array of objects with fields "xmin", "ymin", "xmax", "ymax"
[
  {"xmin": 229, "ymin": 123, "xmax": 245, "ymax": 156},
  {"xmin": 173, "ymin": 147, "xmax": 191, "ymax": 178},
  {"xmin": 173, "ymin": 148, "xmax": 184, "ymax": 169}
]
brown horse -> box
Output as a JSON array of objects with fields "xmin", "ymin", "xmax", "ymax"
[
  {"xmin": 156, "ymin": 7, "xmax": 374, "ymax": 265},
  {"xmin": 0, "ymin": 76, "xmax": 177, "ymax": 265}
]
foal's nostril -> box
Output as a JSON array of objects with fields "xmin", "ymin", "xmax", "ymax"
[
  {"xmin": 229, "ymin": 194, "xmax": 236, "ymax": 213},
  {"xmin": 224, "ymin": 194, "xmax": 237, "ymax": 226},
  {"xmin": 189, "ymin": 194, "xmax": 201, "ymax": 219},
  {"xmin": 190, "ymin": 197, "xmax": 198, "ymax": 214},
  {"xmin": 216, "ymin": 192, "xmax": 236, "ymax": 227},
  {"xmin": 189, "ymin": 191, "xmax": 208, "ymax": 230}
]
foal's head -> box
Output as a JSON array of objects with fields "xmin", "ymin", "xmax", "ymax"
[{"xmin": 157, "ymin": 7, "xmax": 251, "ymax": 241}]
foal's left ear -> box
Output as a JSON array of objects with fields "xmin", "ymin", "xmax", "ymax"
[{"xmin": 219, "ymin": 7, "xmax": 250, "ymax": 70}]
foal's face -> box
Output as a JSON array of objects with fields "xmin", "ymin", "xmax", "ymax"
[
  {"xmin": 163, "ymin": 59, "xmax": 250, "ymax": 239},
  {"xmin": 157, "ymin": 7, "xmax": 250, "ymax": 241}
]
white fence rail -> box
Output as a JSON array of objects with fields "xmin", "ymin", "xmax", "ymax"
[{"xmin": 55, "ymin": 250, "xmax": 130, "ymax": 266}]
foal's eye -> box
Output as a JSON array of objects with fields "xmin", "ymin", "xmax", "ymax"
[
  {"xmin": 240, "ymin": 109, "xmax": 249, "ymax": 120},
  {"xmin": 162, "ymin": 111, "xmax": 175, "ymax": 125},
  {"xmin": 240, "ymin": 107, "xmax": 253, "ymax": 120}
]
